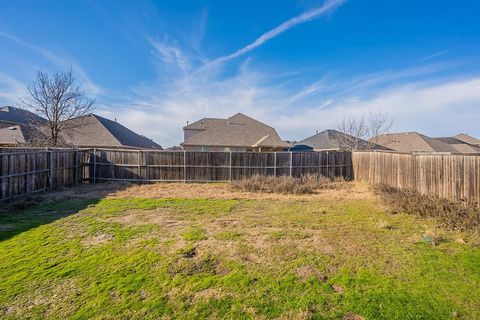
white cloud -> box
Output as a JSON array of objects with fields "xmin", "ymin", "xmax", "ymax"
[
  {"xmin": 274, "ymin": 77, "xmax": 480, "ymax": 140},
  {"xmin": 0, "ymin": 72, "xmax": 29, "ymax": 104},
  {"xmin": 148, "ymin": 37, "xmax": 190, "ymax": 72},
  {"xmin": 203, "ymin": 0, "xmax": 346, "ymax": 68}
]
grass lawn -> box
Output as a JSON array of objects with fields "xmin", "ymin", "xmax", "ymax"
[{"xmin": 0, "ymin": 183, "xmax": 479, "ymax": 319}]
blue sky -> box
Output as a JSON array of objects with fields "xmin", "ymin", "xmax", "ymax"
[{"xmin": 1, "ymin": 0, "xmax": 480, "ymax": 147}]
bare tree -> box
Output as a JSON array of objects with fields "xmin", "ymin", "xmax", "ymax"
[
  {"xmin": 366, "ymin": 111, "xmax": 393, "ymax": 147},
  {"xmin": 22, "ymin": 69, "xmax": 95, "ymax": 146},
  {"xmin": 335, "ymin": 111, "xmax": 393, "ymax": 151}
]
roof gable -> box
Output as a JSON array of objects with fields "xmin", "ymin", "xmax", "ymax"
[
  {"xmin": 374, "ymin": 132, "xmax": 457, "ymax": 153},
  {"xmin": 60, "ymin": 114, "xmax": 162, "ymax": 149},
  {"xmin": 454, "ymin": 133, "xmax": 480, "ymax": 146},
  {"xmin": 295, "ymin": 129, "xmax": 388, "ymax": 150},
  {"xmin": 182, "ymin": 113, "xmax": 289, "ymax": 148}
]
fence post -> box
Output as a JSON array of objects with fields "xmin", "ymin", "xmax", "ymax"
[
  {"xmin": 49, "ymin": 150, "xmax": 53, "ymax": 189},
  {"xmin": 326, "ymin": 151, "xmax": 329, "ymax": 178},
  {"xmin": 93, "ymin": 148, "xmax": 97, "ymax": 183},
  {"xmin": 274, "ymin": 152, "xmax": 277, "ymax": 177},
  {"xmin": 137, "ymin": 150, "xmax": 141, "ymax": 181},
  {"xmin": 289, "ymin": 152, "xmax": 293, "ymax": 177},
  {"xmin": 229, "ymin": 151, "xmax": 232, "ymax": 182},
  {"xmin": 183, "ymin": 150, "xmax": 187, "ymax": 183}
]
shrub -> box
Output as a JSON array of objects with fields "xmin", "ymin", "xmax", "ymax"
[
  {"xmin": 230, "ymin": 174, "xmax": 349, "ymax": 195},
  {"xmin": 375, "ymin": 184, "xmax": 480, "ymax": 232}
]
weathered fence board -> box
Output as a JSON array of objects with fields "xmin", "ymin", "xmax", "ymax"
[
  {"xmin": 91, "ymin": 150, "xmax": 353, "ymax": 183},
  {"xmin": 352, "ymin": 151, "xmax": 480, "ymax": 205},
  {"xmin": 0, "ymin": 149, "xmax": 90, "ymax": 201}
]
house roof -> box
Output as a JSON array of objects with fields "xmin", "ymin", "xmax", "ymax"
[
  {"xmin": 183, "ymin": 118, "xmax": 226, "ymax": 130},
  {"xmin": 59, "ymin": 114, "xmax": 162, "ymax": 149},
  {"xmin": 453, "ymin": 133, "xmax": 480, "ymax": 146},
  {"xmin": 0, "ymin": 121, "xmax": 26, "ymax": 145},
  {"xmin": 294, "ymin": 129, "xmax": 390, "ymax": 151},
  {"xmin": 0, "ymin": 106, "xmax": 47, "ymax": 125},
  {"xmin": 373, "ymin": 132, "xmax": 457, "ymax": 153},
  {"xmin": 435, "ymin": 137, "xmax": 480, "ymax": 154},
  {"xmin": 182, "ymin": 113, "xmax": 290, "ymax": 148}
]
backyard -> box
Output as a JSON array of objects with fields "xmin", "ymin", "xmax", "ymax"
[{"xmin": 1, "ymin": 182, "xmax": 479, "ymax": 319}]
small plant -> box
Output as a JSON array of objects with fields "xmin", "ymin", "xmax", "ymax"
[{"xmin": 183, "ymin": 227, "xmax": 208, "ymax": 241}]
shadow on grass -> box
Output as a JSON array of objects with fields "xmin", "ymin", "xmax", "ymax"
[
  {"xmin": 0, "ymin": 180, "xmax": 136, "ymax": 242},
  {"xmin": 0, "ymin": 198, "xmax": 101, "ymax": 242}
]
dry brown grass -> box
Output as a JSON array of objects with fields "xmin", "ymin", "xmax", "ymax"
[
  {"xmin": 231, "ymin": 174, "xmax": 349, "ymax": 195},
  {"xmin": 16, "ymin": 180, "xmax": 369, "ymax": 205},
  {"xmin": 375, "ymin": 184, "xmax": 480, "ymax": 232}
]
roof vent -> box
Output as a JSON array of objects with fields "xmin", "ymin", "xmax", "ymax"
[{"xmin": 8, "ymin": 127, "xmax": 17, "ymax": 130}]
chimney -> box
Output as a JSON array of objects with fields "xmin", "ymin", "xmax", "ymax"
[
  {"xmin": 187, "ymin": 121, "xmax": 189, "ymax": 125},
  {"xmin": 316, "ymin": 130, "xmax": 319, "ymax": 134},
  {"xmin": 115, "ymin": 118, "xmax": 117, "ymax": 122}
]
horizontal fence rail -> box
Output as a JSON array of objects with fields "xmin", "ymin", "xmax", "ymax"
[
  {"xmin": 352, "ymin": 151, "xmax": 480, "ymax": 205},
  {"xmin": 92, "ymin": 149, "xmax": 353, "ymax": 183}
]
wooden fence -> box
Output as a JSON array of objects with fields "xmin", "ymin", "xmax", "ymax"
[
  {"xmin": 92, "ymin": 149, "xmax": 353, "ymax": 182},
  {"xmin": 352, "ymin": 151, "xmax": 480, "ymax": 205},
  {"xmin": 0, "ymin": 149, "xmax": 352, "ymax": 201},
  {"xmin": 2, "ymin": 148, "xmax": 480, "ymax": 205},
  {"xmin": 0, "ymin": 149, "xmax": 90, "ymax": 200}
]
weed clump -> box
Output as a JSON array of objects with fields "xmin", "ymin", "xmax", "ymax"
[
  {"xmin": 231, "ymin": 174, "xmax": 349, "ymax": 195},
  {"xmin": 375, "ymin": 184, "xmax": 480, "ymax": 232}
]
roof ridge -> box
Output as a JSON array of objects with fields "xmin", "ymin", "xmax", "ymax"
[{"xmin": 89, "ymin": 114, "xmax": 123, "ymax": 146}]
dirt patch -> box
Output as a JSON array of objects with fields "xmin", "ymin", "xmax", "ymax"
[
  {"xmin": 2, "ymin": 278, "xmax": 80, "ymax": 318},
  {"xmin": 81, "ymin": 233, "xmax": 113, "ymax": 247},
  {"xmin": 106, "ymin": 208, "xmax": 187, "ymax": 230},
  {"xmin": 296, "ymin": 265, "xmax": 328, "ymax": 282},
  {"xmin": 342, "ymin": 312, "xmax": 365, "ymax": 320},
  {"xmin": 193, "ymin": 288, "xmax": 227, "ymax": 301}
]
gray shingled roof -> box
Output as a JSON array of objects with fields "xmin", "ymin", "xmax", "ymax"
[
  {"xmin": 182, "ymin": 113, "xmax": 290, "ymax": 148},
  {"xmin": 0, "ymin": 106, "xmax": 47, "ymax": 125},
  {"xmin": 294, "ymin": 129, "xmax": 389, "ymax": 151},
  {"xmin": 453, "ymin": 133, "xmax": 480, "ymax": 146},
  {"xmin": 435, "ymin": 137, "xmax": 480, "ymax": 154},
  {"xmin": 373, "ymin": 132, "xmax": 457, "ymax": 153},
  {"xmin": 60, "ymin": 114, "xmax": 162, "ymax": 149},
  {"xmin": 183, "ymin": 118, "xmax": 226, "ymax": 130}
]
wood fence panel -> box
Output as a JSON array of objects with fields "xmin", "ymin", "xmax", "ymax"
[{"xmin": 352, "ymin": 151, "xmax": 480, "ymax": 205}]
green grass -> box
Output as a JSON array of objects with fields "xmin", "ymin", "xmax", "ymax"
[{"xmin": 0, "ymin": 193, "xmax": 479, "ymax": 319}]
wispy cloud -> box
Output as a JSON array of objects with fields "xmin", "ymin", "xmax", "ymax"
[
  {"xmin": 203, "ymin": 0, "xmax": 346, "ymax": 68},
  {"xmin": 0, "ymin": 31, "xmax": 103, "ymax": 95},
  {"xmin": 148, "ymin": 37, "xmax": 190, "ymax": 72},
  {"xmin": 0, "ymin": 72, "xmax": 29, "ymax": 104},
  {"xmin": 419, "ymin": 50, "xmax": 449, "ymax": 62}
]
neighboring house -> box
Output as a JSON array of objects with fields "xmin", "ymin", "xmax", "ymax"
[
  {"xmin": 434, "ymin": 136, "xmax": 480, "ymax": 154},
  {"xmin": 0, "ymin": 121, "xmax": 26, "ymax": 146},
  {"xmin": 292, "ymin": 129, "xmax": 390, "ymax": 152},
  {"xmin": 0, "ymin": 106, "xmax": 47, "ymax": 147},
  {"xmin": 59, "ymin": 114, "xmax": 162, "ymax": 149},
  {"xmin": 373, "ymin": 132, "xmax": 457, "ymax": 153},
  {"xmin": 0, "ymin": 105, "xmax": 47, "ymax": 125},
  {"xmin": 181, "ymin": 113, "xmax": 290, "ymax": 151},
  {"xmin": 453, "ymin": 133, "xmax": 480, "ymax": 147}
]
